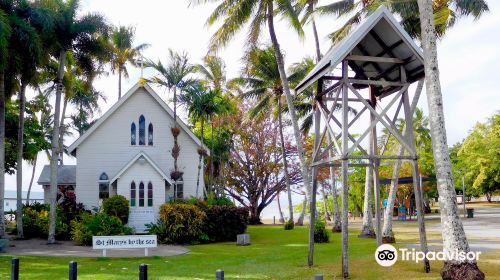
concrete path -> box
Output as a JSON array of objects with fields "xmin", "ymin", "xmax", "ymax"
[
  {"xmin": 3, "ymin": 238, "xmax": 189, "ymax": 258},
  {"xmin": 407, "ymin": 204, "xmax": 500, "ymax": 252}
]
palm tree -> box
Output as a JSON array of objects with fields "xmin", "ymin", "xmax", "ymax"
[
  {"xmin": 314, "ymin": 0, "xmax": 488, "ymax": 43},
  {"xmin": 0, "ymin": 9, "xmax": 11, "ymax": 238},
  {"xmin": 381, "ymin": 108, "xmax": 431, "ymax": 242},
  {"xmin": 11, "ymin": 4, "xmax": 43, "ymax": 239},
  {"xmin": 192, "ymin": 0, "xmax": 313, "ymax": 226},
  {"xmin": 195, "ymin": 54, "xmax": 227, "ymax": 191},
  {"xmin": 44, "ymin": 0, "xmax": 108, "ymax": 244},
  {"xmin": 180, "ymin": 83, "xmax": 225, "ymax": 197},
  {"xmin": 195, "ymin": 55, "xmax": 226, "ymax": 91},
  {"xmin": 238, "ymin": 46, "xmax": 298, "ymax": 228},
  {"xmin": 69, "ymin": 80, "xmax": 105, "ymax": 135},
  {"xmin": 417, "ymin": 0, "xmax": 484, "ymax": 278},
  {"xmin": 146, "ymin": 49, "xmax": 196, "ymax": 185},
  {"xmin": 109, "ymin": 25, "xmax": 149, "ymax": 99}
]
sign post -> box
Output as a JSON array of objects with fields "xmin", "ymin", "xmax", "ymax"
[{"xmin": 92, "ymin": 235, "xmax": 157, "ymax": 257}]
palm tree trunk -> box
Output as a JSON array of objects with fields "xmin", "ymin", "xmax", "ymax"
[
  {"xmin": 16, "ymin": 82, "xmax": 27, "ymax": 239},
  {"xmin": 118, "ymin": 67, "xmax": 122, "ymax": 99},
  {"xmin": 26, "ymin": 154, "xmax": 38, "ymax": 205},
  {"xmin": 58, "ymin": 98, "xmax": 68, "ymax": 165},
  {"xmin": 296, "ymin": 195, "xmax": 307, "ymax": 225},
  {"xmin": 417, "ymin": 1, "xmax": 483, "ymax": 278},
  {"xmin": 0, "ymin": 71, "xmax": 6, "ymax": 237},
  {"xmin": 359, "ymin": 164, "xmax": 375, "ymax": 238},
  {"xmin": 321, "ymin": 184, "xmax": 331, "ymax": 221},
  {"xmin": 276, "ymin": 192, "xmax": 285, "ymax": 223},
  {"xmin": 330, "ymin": 169, "xmax": 341, "ymax": 232},
  {"xmin": 267, "ymin": 2, "xmax": 311, "ymax": 216},
  {"xmin": 382, "ymin": 146, "xmax": 404, "ymax": 243},
  {"xmin": 277, "ymin": 97, "xmax": 294, "ymax": 226},
  {"xmin": 48, "ymin": 49, "xmax": 66, "ymax": 244},
  {"xmin": 196, "ymin": 118, "xmax": 205, "ymax": 197}
]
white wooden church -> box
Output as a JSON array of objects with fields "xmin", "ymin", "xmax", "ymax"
[{"xmin": 38, "ymin": 82, "xmax": 205, "ymax": 232}]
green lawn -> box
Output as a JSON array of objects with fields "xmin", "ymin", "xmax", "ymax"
[{"xmin": 1, "ymin": 225, "xmax": 499, "ymax": 279}]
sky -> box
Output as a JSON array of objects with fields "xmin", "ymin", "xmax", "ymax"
[{"xmin": 5, "ymin": 0, "xmax": 500, "ymax": 217}]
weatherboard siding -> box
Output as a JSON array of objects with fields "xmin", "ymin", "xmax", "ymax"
[{"xmin": 75, "ymin": 87, "xmax": 202, "ymax": 210}]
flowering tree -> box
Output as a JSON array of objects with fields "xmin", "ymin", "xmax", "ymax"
[{"xmin": 224, "ymin": 103, "xmax": 302, "ymax": 224}]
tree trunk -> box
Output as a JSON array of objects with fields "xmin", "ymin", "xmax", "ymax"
[
  {"xmin": 296, "ymin": 195, "xmax": 307, "ymax": 225},
  {"xmin": 118, "ymin": 67, "xmax": 122, "ymax": 99},
  {"xmin": 321, "ymin": 184, "xmax": 331, "ymax": 221},
  {"xmin": 417, "ymin": 1, "xmax": 484, "ymax": 278},
  {"xmin": 359, "ymin": 164, "xmax": 376, "ymax": 238},
  {"xmin": 26, "ymin": 154, "xmax": 38, "ymax": 205},
  {"xmin": 196, "ymin": 118, "xmax": 205, "ymax": 197},
  {"xmin": 16, "ymin": 83, "xmax": 27, "ymax": 239},
  {"xmin": 311, "ymin": 19, "xmax": 321, "ymax": 61},
  {"xmin": 277, "ymin": 97, "xmax": 294, "ymax": 226},
  {"xmin": 58, "ymin": 98, "xmax": 68, "ymax": 165},
  {"xmin": 0, "ymin": 72, "xmax": 6, "ymax": 237},
  {"xmin": 330, "ymin": 170, "xmax": 341, "ymax": 232},
  {"xmin": 267, "ymin": 2, "xmax": 311, "ymax": 217},
  {"xmin": 48, "ymin": 49, "xmax": 66, "ymax": 244},
  {"xmin": 276, "ymin": 192, "xmax": 285, "ymax": 223},
  {"xmin": 382, "ymin": 146, "xmax": 404, "ymax": 243}
]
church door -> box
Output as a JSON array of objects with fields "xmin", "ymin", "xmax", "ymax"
[{"xmin": 128, "ymin": 181, "xmax": 155, "ymax": 233}]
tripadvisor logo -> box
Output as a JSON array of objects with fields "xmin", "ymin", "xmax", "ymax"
[
  {"xmin": 375, "ymin": 244, "xmax": 482, "ymax": 267},
  {"xmin": 375, "ymin": 244, "xmax": 398, "ymax": 267}
]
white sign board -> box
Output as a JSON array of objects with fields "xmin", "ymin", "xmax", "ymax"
[{"xmin": 92, "ymin": 235, "xmax": 157, "ymax": 256}]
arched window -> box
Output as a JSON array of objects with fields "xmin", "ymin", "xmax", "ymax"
[
  {"xmin": 147, "ymin": 182, "xmax": 153, "ymax": 207},
  {"xmin": 148, "ymin": 123, "xmax": 154, "ymax": 145},
  {"xmin": 99, "ymin": 173, "xmax": 109, "ymax": 199},
  {"xmin": 139, "ymin": 182, "xmax": 145, "ymax": 207},
  {"xmin": 139, "ymin": 115, "xmax": 145, "ymax": 145},
  {"xmin": 131, "ymin": 123, "xmax": 136, "ymax": 145},
  {"xmin": 99, "ymin": 172, "xmax": 109, "ymax": 181},
  {"xmin": 130, "ymin": 181, "xmax": 136, "ymax": 207}
]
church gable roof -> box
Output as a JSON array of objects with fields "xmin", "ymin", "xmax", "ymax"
[
  {"xmin": 68, "ymin": 82, "xmax": 205, "ymax": 154},
  {"xmin": 110, "ymin": 151, "xmax": 171, "ymax": 184}
]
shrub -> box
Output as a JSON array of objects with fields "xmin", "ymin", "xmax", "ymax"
[
  {"xmin": 314, "ymin": 219, "xmax": 329, "ymax": 243},
  {"xmin": 284, "ymin": 219, "xmax": 294, "ymax": 230},
  {"xmin": 102, "ymin": 195, "xmax": 130, "ymax": 224},
  {"xmin": 203, "ymin": 206, "xmax": 248, "ymax": 242},
  {"xmin": 19, "ymin": 203, "xmax": 71, "ymax": 240},
  {"xmin": 153, "ymin": 204, "xmax": 206, "ymax": 244},
  {"xmin": 71, "ymin": 212, "xmax": 133, "ymax": 245},
  {"xmin": 207, "ymin": 193, "xmax": 234, "ymax": 206}
]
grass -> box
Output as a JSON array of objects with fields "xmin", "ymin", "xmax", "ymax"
[{"xmin": 1, "ymin": 225, "xmax": 499, "ymax": 279}]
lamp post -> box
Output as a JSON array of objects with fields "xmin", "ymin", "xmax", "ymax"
[{"xmin": 462, "ymin": 176, "xmax": 466, "ymax": 218}]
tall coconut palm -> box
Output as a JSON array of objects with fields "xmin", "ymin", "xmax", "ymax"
[
  {"xmin": 195, "ymin": 55, "xmax": 227, "ymax": 191},
  {"xmin": 43, "ymin": 0, "xmax": 108, "ymax": 244},
  {"xmin": 191, "ymin": 0, "xmax": 313, "ymax": 230},
  {"xmin": 180, "ymin": 83, "xmax": 225, "ymax": 197},
  {"xmin": 237, "ymin": 46, "xmax": 300, "ymax": 228},
  {"xmin": 290, "ymin": 56, "xmax": 356, "ymax": 227},
  {"xmin": 146, "ymin": 49, "xmax": 196, "ymax": 185},
  {"xmin": 381, "ymin": 108, "xmax": 431, "ymax": 242},
  {"xmin": 11, "ymin": 6, "xmax": 42, "ymax": 239},
  {"xmin": 0, "ymin": 9, "xmax": 11, "ymax": 238},
  {"xmin": 417, "ymin": 0, "xmax": 484, "ymax": 278},
  {"xmin": 109, "ymin": 25, "xmax": 149, "ymax": 99}
]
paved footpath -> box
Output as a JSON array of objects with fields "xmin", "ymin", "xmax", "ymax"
[
  {"xmin": 407, "ymin": 204, "xmax": 500, "ymax": 252},
  {"xmin": 3, "ymin": 238, "xmax": 189, "ymax": 258}
]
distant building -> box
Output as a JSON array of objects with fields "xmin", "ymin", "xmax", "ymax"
[
  {"xmin": 37, "ymin": 165, "xmax": 76, "ymax": 203},
  {"xmin": 3, "ymin": 190, "xmax": 44, "ymax": 212}
]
